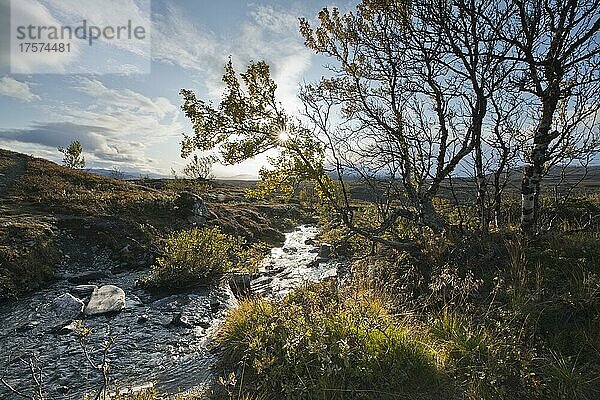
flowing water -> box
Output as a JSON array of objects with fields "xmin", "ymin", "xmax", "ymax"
[{"xmin": 0, "ymin": 225, "xmax": 337, "ymax": 399}]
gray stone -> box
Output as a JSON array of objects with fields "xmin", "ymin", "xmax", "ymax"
[
  {"xmin": 169, "ymin": 312, "xmax": 193, "ymax": 328},
  {"xmin": 54, "ymin": 320, "xmax": 81, "ymax": 335},
  {"xmin": 57, "ymin": 386, "xmax": 70, "ymax": 395},
  {"xmin": 318, "ymin": 243, "xmax": 333, "ymax": 258},
  {"xmin": 126, "ymin": 294, "xmax": 144, "ymax": 307},
  {"xmin": 175, "ymin": 191, "xmax": 215, "ymax": 224},
  {"xmin": 52, "ymin": 293, "xmax": 85, "ymax": 319},
  {"xmin": 70, "ymin": 284, "xmax": 97, "ymax": 297},
  {"xmin": 84, "ymin": 285, "xmax": 126, "ymax": 316},
  {"xmin": 39, "ymin": 294, "xmax": 84, "ymax": 332},
  {"xmin": 137, "ymin": 314, "xmax": 148, "ymax": 324}
]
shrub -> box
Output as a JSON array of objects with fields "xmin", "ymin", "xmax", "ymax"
[
  {"xmin": 143, "ymin": 227, "xmax": 244, "ymax": 289},
  {"xmin": 214, "ymin": 281, "xmax": 446, "ymax": 399},
  {"xmin": 182, "ymin": 154, "xmax": 217, "ymax": 181}
]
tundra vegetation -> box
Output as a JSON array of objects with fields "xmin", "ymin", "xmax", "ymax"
[
  {"xmin": 0, "ymin": 148, "xmax": 297, "ymax": 300},
  {"xmin": 141, "ymin": 227, "xmax": 242, "ymax": 289},
  {"xmin": 0, "ymin": 0, "xmax": 598, "ymax": 399},
  {"xmin": 177, "ymin": 0, "xmax": 600, "ymax": 399},
  {"xmin": 141, "ymin": 227, "xmax": 264, "ymax": 290}
]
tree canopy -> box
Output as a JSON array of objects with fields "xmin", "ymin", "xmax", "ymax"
[{"xmin": 180, "ymin": 0, "xmax": 599, "ymax": 244}]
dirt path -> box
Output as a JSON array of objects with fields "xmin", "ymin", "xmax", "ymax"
[{"xmin": 0, "ymin": 154, "xmax": 26, "ymax": 198}]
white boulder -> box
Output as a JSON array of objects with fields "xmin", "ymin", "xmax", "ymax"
[{"xmin": 84, "ymin": 285, "xmax": 126, "ymax": 316}]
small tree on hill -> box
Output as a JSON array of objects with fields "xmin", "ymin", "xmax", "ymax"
[{"xmin": 58, "ymin": 140, "xmax": 86, "ymax": 169}]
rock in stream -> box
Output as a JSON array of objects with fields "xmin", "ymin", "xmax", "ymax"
[{"xmin": 84, "ymin": 285, "xmax": 126, "ymax": 316}]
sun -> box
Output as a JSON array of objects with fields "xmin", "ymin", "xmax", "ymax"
[{"xmin": 278, "ymin": 128, "xmax": 290, "ymax": 143}]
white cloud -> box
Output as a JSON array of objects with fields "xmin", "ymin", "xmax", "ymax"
[
  {"xmin": 62, "ymin": 79, "xmax": 182, "ymax": 171},
  {"xmin": 153, "ymin": 3, "xmax": 313, "ymax": 113},
  {"xmin": 0, "ymin": 76, "xmax": 40, "ymax": 102},
  {"xmin": 10, "ymin": 0, "xmax": 151, "ymax": 74},
  {"xmin": 0, "ymin": 121, "xmax": 146, "ymax": 163},
  {"xmin": 1, "ymin": 78, "xmax": 182, "ymax": 174},
  {"xmin": 152, "ymin": 4, "xmax": 220, "ymax": 72},
  {"xmin": 10, "ymin": 0, "xmax": 81, "ymax": 73},
  {"xmin": 73, "ymin": 78, "xmax": 177, "ymax": 119},
  {"xmin": 42, "ymin": 0, "xmax": 151, "ymax": 58}
]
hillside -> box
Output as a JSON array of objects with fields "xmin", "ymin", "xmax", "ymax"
[{"xmin": 0, "ymin": 149, "xmax": 306, "ymax": 300}]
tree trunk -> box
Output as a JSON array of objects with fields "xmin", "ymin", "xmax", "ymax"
[
  {"xmin": 476, "ymin": 172, "xmax": 488, "ymax": 232},
  {"xmin": 520, "ymin": 93, "xmax": 560, "ymax": 235},
  {"xmin": 474, "ymin": 96, "xmax": 488, "ymax": 233},
  {"xmin": 520, "ymin": 164, "xmax": 541, "ymax": 234},
  {"xmin": 419, "ymin": 197, "xmax": 446, "ymax": 233},
  {"xmin": 492, "ymin": 171, "xmax": 503, "ymax": 229}
]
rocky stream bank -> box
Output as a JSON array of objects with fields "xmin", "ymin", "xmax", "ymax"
[{"xmin": 0, "ymin": 225, "xmax": 342, "ymax": 399}]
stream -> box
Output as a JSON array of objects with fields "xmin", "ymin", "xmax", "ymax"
[{"xmin": 0, "ymin": 225, "xmax": 338, "ymax": 399}]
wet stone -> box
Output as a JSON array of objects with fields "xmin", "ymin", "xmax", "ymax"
[
  {"xmin": 84, "ymin": 285, "xmax": 126, "ymax": 316},
  {"xmin": 318, "ymin": 243, "xmax": 333, "ymax": 258},
  {"xmin": 68, "ymin": 271, "xmax": 110, "ymax": 284},
  {"xmin": 126, "ymin": 294, "xmax": 144, "ymax": 307},
  {"xmin": 137, "ymin": 314, "xmax": 148, "ymax": 324},
  {"xmin": 70, "ymin": 284, "xmax": 97, "ymax": 298},
  {"xmin": 169, "ymin": 312, "xmax": 193, "ymax": 329},
  {"xmin": 53, "ymin": 320, "xmax": 81, "ymax": 335},
  {"xmin": 43, "ymin": 293, "xmax": 84, "ymax": 330}
]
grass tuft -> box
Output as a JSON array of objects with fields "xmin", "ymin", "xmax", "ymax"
[{"xmin": 215, "ymin": 281, "xmax": 446, "ymax": 400}]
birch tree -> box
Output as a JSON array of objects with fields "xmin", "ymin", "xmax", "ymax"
[{"xmin": 487, "ymin": 0, "xmax": 600, "ymax": 234}]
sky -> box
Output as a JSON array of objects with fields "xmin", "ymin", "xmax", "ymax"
[{"xmin": 0, "ymin": 0, "xmax": 349, "ymax": 178}]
